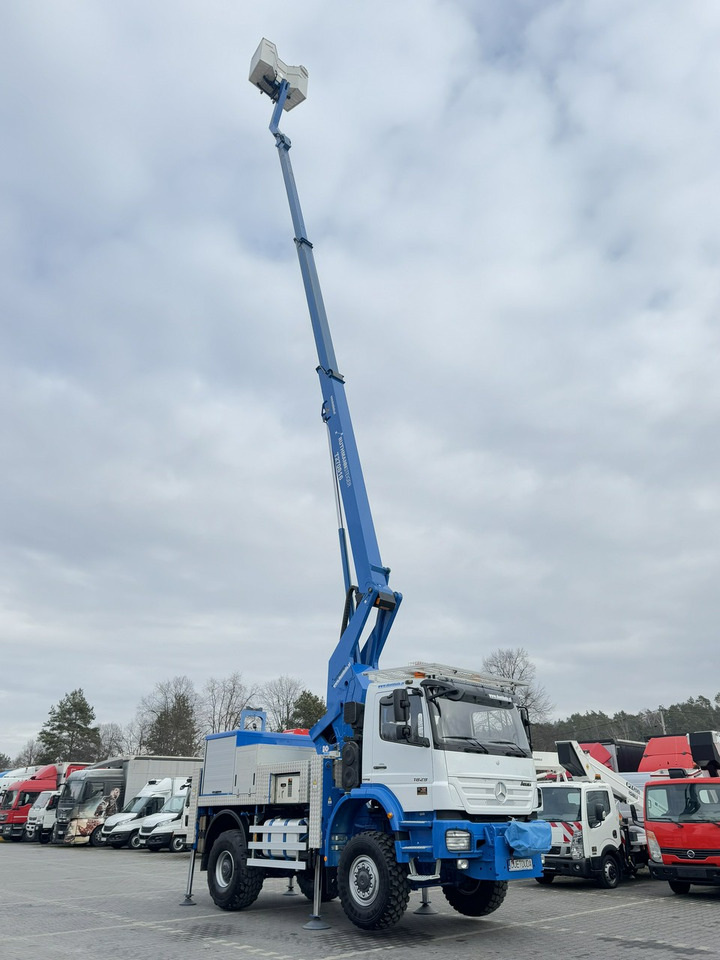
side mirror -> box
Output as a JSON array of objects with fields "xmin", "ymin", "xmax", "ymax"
[
  {"xmin": 519, "ymin": 706, "xmax": 533, "ymax": 749},
  {"xmin": 392, "ymin": 688, "xmax": 410, "ymax": 723}
]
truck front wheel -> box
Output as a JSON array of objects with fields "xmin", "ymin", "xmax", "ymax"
[
  {"xmin": 207, "ymin": 829, "xmax": 264, "ymax": 911},
  {"xmin": 597, "ymin": 854, "xmax": 620, "ymax": 889},
  {"xmin": 338, "ymin": 831, "xmax": 410, "ymax": 930},
  {"xmin": 443, "ymin": 878, "xmax": 508, "ymax": 916},
  {"xmin": 89, "ymin": 826, "xmax": 105, "ymax": 848},
  {"xmin": 669, "ymin": 880, "xmax": 691, "ymax": 895}
]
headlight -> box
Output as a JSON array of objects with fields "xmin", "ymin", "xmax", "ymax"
[
  {"xmin": 646, "ymin": 830, "xmax": 662, "ymax": 863},
  {"xmin": 446, "ymin": 829, "xmax": 471, "ymax": 852}
]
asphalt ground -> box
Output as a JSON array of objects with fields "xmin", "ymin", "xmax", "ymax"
[{"xmin": 1, "ymin": 841, "xmax": 718, "ymax": 960}]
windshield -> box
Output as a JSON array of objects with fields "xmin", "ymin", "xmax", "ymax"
[
  {"xmin": 61, "ymin": 780, "xmax": 84, "ymax": 804},
  {"xmin": 1, "ymin": 790, "xmax": 17, "ymax": 810},
  {"xmin": 646, "ymin": 782, "xmax": 720, "ymax": 823},
  {"xmin": 161, "ymin": 795, "xmax": 185, "ymax": 814},
  {"xmin": 122, "ymin": 796, "xmax": 148, "ymax": 814},
  {"xmin": 424, "ymin": 682, "xmax": 531, "ymax": 757},
  {"xmin": 537, "ymin": 786, "xmax": 582, "ymax": 822}
]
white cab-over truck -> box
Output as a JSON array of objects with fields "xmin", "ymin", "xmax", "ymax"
[
  {"xmin": 536, "ymin": 740, "xmax": 647, "ymax": 887},
  {"xmin": 24, "ymin": 790, "xmax": 60, "ymax": 843}
]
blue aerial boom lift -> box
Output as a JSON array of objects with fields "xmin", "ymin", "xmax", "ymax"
[{"xmin": 190, "ymin": 39, "xmax": 551, "ymax": 931}]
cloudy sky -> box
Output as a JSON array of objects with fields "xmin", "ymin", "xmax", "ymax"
[{"xmin": 2, "ymin": 1, "xmax": 719, "ymax": 759}]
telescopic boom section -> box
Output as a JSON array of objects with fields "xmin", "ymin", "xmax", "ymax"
[{"xmin": 250, "ymin": 47, "xmax": 400, "ymax": 721}]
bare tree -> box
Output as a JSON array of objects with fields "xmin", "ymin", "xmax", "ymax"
[
  {"xmin": 97, "ymin": 722, "xmax": 126, "ymax": 759},
  {"xmin": 261, "ymin": 676, "xmax": 304, "ymax": 732},
  {"xmin": 481, "ymin": 647, "xmax": 554, "ymax": 724},
  {"xmin": 200, "ymin": 673, "xmax": 261, "ymax": 737},
  {"xmin": 12, "ymin": 738, "xmax": 42, "ymax": 766},
  {"xmin": 117, "ymin": 716, "xmax": 150, "ymax": 755}
]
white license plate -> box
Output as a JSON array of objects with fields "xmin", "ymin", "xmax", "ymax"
[{"xmin": 508, "ymin": 858, "xmax": 533, "ymax": 872}]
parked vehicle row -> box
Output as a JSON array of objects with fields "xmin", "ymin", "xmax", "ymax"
[
  {"xmin": 533, "ymin": 731, "xmax": 720, "ymax": 897},
  {"xmin": 0, "ymin": 754, "xmax": 201, "ymax": 851},
  {"xmin": 19, "ymin": 779, "xmax": 193, "ymax": 851}
]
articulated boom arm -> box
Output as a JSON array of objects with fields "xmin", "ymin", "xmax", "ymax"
[
  {"xmin": 556, "ymin": 740, "xmax": 643, "ymax": 805},
  {"xmin": 260, "ymin": 73, "xmax": 401, "ymax": 737}
]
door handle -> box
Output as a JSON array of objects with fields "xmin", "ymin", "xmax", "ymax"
[{"xmin": 373, "ymin": 764, "xmax": 387, "ymax": 770}]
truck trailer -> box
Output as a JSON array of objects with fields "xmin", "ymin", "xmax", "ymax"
[{"xmin": 188, "ymin": 40, "xmax": 551, "ymax": 933}]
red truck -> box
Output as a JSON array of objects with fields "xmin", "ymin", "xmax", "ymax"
[
  {"xmin": 0, "ymin": 763, "xmax": 87, "ymax": 841},
  {"xmin": 645, "ymin": 731, "xmax": 720, "ymax": 894}
]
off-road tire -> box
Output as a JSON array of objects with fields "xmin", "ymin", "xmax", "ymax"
[
  {"xmin": 296, "ymin": 867, "xmax": 338, "ymax": 902},
  {"xmin": 207, "ymin": 829, "xmax": 264, "ymax": 911},
  {"xmin": 338, "ymin": 830, "xmax": 410, "ymax": 930},
  {"xmin": 443, "ymin": 878, "xmax": 508, "ymax": 916},
  {"xmin": 535, "ymin": 872, "xmax": 555, "ymax": 885},
  {"xmin": 669, "ymin": 880, "xmax": 691, "ymax": 895},
  {"xmin": 597, "ymin": 854, "xmax": 620, "ymax": 889}
]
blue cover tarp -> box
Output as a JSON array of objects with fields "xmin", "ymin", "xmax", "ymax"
[{"xmin": 505, "ymin": 819, "xmax": 552, "ymax": 857}]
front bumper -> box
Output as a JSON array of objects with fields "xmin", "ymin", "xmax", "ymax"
[
  {"xmin": 401, "ymin": 820, "xmax": 549, "ymax": 881},
  {"xmin": 145, "ymin": 832, "xmax": 172, "ymax": 850},
  {"xmin": 542, "ymin": 855, "xmax": 595, "ymax": 879},
  {"xmin": 650, "ymin": 862, "xmax": 720, "ymax": 886},
  {"xmin": 1, "ymin": 823, "xmax": 25, "ymax": 840}
]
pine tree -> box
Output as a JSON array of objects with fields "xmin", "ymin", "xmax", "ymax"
[
  {"xmin": 140, "ymin": 677, "xmax": 200, "ymax": 756},
  {"xmin": 290, "ymin": 690, "xmax": 326, "ymax": 729},
  {"xmin": 37, "ymin": 689, "xmax": 101, "ymax": 762}
]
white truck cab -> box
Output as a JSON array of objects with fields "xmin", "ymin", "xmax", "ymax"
[
  {"xmin": 24, "ymin": 790, "xmax": 59, "ymax": 843},
  {"xmin": 536, "ymin": 741, "xmax": 646, "ymax": 888}
]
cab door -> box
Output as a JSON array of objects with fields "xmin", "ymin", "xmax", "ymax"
[
  {"xmin": 365, "ymin": 688, "xmax": 434, "ymax": 812},
  {"xmin": 585, "ymin": 788, "xmax": 617, "ymax": 855}
]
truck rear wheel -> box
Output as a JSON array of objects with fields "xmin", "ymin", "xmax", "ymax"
[
  {"xmin": 597, "ymin": 854, "xmax": 620, "ymax": 889},
  {"xmin": 207, "ymin": 829, "xmax": 264, "ymax": 911},
  {"xmin": 338, "ymin": 831, "xmax": 410, "ymax": 930},
  {"xmin": 669, "ymin": 880, "xmax": 691, "ymax": 895},
  {"xmin": 296, "ymin": 866, "xmax": 338, "ymax": 902},
  {"xmin": 443, "ymin": 878, "xmax": 508, "ymax": 916}
]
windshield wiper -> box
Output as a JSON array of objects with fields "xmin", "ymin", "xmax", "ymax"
[
  {"xmin": 486, "ymin": 740, "xmax": 530, "ymax": 757},
  {"xmin": 442, "ymin": 736, "xmax": 489, "ymax": 753}
]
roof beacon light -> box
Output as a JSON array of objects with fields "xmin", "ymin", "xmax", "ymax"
[{"xmin": 249, "ymin": 39, "xmax": 308, "ymax": 111}]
